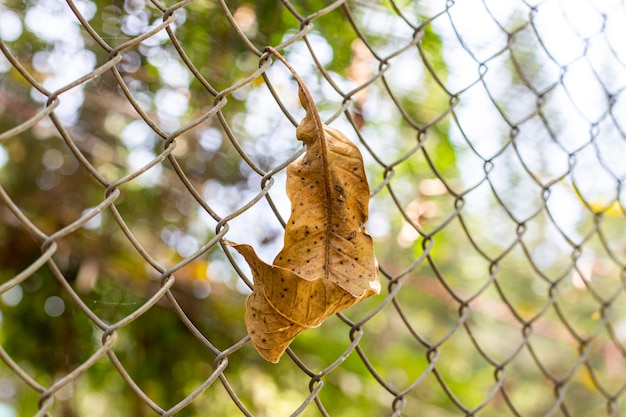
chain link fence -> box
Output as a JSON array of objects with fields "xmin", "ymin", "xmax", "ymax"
[{"xmin": 1, "ymin": 0, "xmax": 626, "ymax": 415}]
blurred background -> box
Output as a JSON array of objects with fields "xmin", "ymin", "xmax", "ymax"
[{"xmin": 1, "ymin": 0, "xmax": 626, "ymax": 416}]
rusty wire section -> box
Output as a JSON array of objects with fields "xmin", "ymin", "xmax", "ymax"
[{"xmin": 2, "ymin": 0, "xmax": 626, "ymax": 416}]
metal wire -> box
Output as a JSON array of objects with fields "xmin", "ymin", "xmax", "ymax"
[{"xmin": 1, "ymin": 0, "xmax": 626, "ymax": 415}]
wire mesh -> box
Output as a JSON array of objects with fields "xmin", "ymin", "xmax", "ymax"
[{"xmin": 1, "ymin": 0, "xmax": 626, "ymax": 416}]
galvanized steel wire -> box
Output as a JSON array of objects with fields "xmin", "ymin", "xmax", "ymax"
[{"xmin": 1, "ymin": 0, "xmax": 626, "ymax": 415}]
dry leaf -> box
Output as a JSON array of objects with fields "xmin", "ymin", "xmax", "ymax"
[{"xmin": 227, "ymin": 48, "xmax": 380, "ymax": 363}]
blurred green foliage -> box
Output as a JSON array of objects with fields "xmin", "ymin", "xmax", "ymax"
[
  {"xmin": 0, "ymin": 1, "xmax": 456, "ymax": 415},
  {"xmin": 1, "ymin": 0, "xmax": 624, "ymax": 416}
]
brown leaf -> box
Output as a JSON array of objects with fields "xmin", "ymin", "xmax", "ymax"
[{"xmin": 227, "ymin": 48, "xmax": 380, "ymax": 363}]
